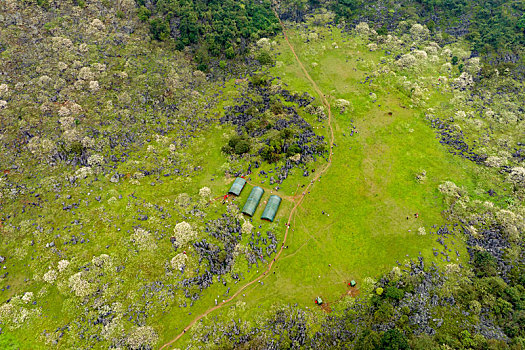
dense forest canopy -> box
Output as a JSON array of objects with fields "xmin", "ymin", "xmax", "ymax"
[
  {"xmin": 136, "ymin": 0, "xmax": 525, "ymax": 67},
  {"xmin": 135, "ymin": 0, "xmax": 280, "ymax": 65}
]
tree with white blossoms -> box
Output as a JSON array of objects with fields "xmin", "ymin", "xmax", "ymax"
[
  {"xmin": 127, "ymin": 326, "xmax": 159, "ymax": 350},
  {"xmin": 0, "ymin": 295, "xmax": 37, "ymax": 329},
  {"xmin": 75, "ymin": 166, "xmax": 93, "ymax": 179},
  {"xmin": 396, "ymin": 54, "xmax": 416, "ymax": 69},
  {"xmin": 173, "ymin": 221, "xmax": 197, "ymax": 246},
  {"xmin": 21, "ymin": 292, "xmax": 33, "ymax": 304},
  {"xmin": 485, "ymin": 156, "xmax": 507, "ymax": 168},
  {"xmin": 453, "ymin": 72, "xmax": 474, "ymax": 90},
  {"xmin": 438, "ymin": 181, "xmax": 463, "ymax": 198},
  {"xmin": 334, "ymin": 99, "xmax": 353, "ymax": 114},
  {"xmin": 507, "ymin": 167, "xmax": 525, "ymax": 188},
  {"xmin": 242, "ymin": 220, "xmax": 254, "ymax": 235},
  {"xmin": 413, "ymin": 50, "xmax": 428, "ymax": 60},
  {"xmin": 87, "ymin": 154, "xmax": 104, "ymax": 166},
  {"xmin": 256, "ymin": 37, "xmax": 271, "ymax": 50},
  {"xmin": 495, "ymin": 209, "xmax": 524, "ymax": 242},
  {"xmin": 131, "ymin": 227, "xmax": 157, "ymax": 251},
  {"xmin": 92, "ymin": 254, "xmax": 111, "ymax": 268},
  {"xmin": 199, "ymin": 186, "xmax": 211, "ymax": 199},
  {"xmin": 410, "ymin": 23, "xmax": 429, "ymax": 40},
  {"xmin": 355, "ymin": 22, "xmax": 370, "ymax": 35},
  {"xmin": 57, "ymin": 259, "xmax": 70, "ymax": 272},
  {"xmin": 68, "ymin": 272, "xmax": 94, "ymax": 298},
  {"xmin": 43, "ymin": 269, "xmax": 58, "ymax": 284},
  {"xmin": 170, "ymin": 253, "xmax": 188, "ymax": 271}
]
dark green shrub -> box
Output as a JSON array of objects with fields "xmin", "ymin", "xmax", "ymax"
[
  {"xmin": 257, "ymin": 50, "xmax": 274, "ymax": 66},
  {"xmin": 385, "ymin": 286, "xmax": 404, "ymax": 300},
  {"xmin": 137, "ymin": 6, "xmax": 151, "ymax": 22},
  {"xmin": 234, "ymin": 140, "xmax": 251, "ymax": 155},
  {"xmin": 380, "ymin": 329, "xmax": 409, "ymax": 350},
  {"xmin": 150, "ymin": 18, "xmax": 170, "ymax": 41},
  {"xmin": 473, "ymin": 251, "xmax": 497, "ymax": 277}
]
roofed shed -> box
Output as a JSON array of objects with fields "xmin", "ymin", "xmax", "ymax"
[
  {"xmin": 228, "ymin": 177, "xmax": 246, "ymax": 196},
  {"xmin": 261, "ymin": 195, "xmax": 282, "ymax": 222},
  {"xmin": 242, "ymin": 186, "xmax": 264, "ymax": 217}
]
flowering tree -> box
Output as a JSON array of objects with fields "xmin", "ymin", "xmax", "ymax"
[
  {"xmin": 170, "ymin": 253, "xmax": 188, "ymax": 271},
  {"xmin": 127, "ymin": 326, "xmax": 158, "ymax": 350},
  {"xmin": 173, "ymin": 221, "xmax": 197, "ymax": 246},
  {"xmin": 507, "ymin": 167, "xmax": 525, "ymax": 188}
]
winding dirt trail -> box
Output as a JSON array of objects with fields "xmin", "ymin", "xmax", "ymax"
[{"xmin": 159, "ymin": 7, "xmax": 335, "ymax": 350}]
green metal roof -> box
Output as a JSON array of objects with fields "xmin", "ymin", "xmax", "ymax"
[
  {"xmin": 228, "ymin": 177, "xmax": 246, "ymax": 196},
  {"xmin": 261, "ymin": 195, "xmax": 282, "ymax": 222},
  {"xmin": 242, "ymin": 186, "xmax": 264, "ymax": 217}
]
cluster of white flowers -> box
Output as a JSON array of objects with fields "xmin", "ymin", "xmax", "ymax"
[
  {"xmin": 68, "ymin": 102, "xmax": 82, "ymax": 115},
  {"xmin": 170, "ymin": 253, "xmax": 188, "ymax": 271},
  {"xmin": 131, "ymin": 227, "xmax": 157, "ymax": 251},
  {"xmin": 241, "ymin": 220, "xmax": 254, "ymax": 235},
  {"xmin": 59, "ymin": 116, "xmax": 76, "ymax": 130},
  {"xmin": 57, "ymin": 259, "xmax": 70, "ymax": 272},
  {"xmin": 51, "ymin": 36, "xmax": 73, "ymax": 52},
  {"xmin": 38, "ymin": 75, "xmax": 52, "ymax": 87},
  {"xmin": 256, "ymin": 37, "xmax": 271, "ymax": 50},
  {"xmin": 441, "ymin": 62, "xmax": 453, "ymax": 72},
  {"xmin": 133, "ymin": 172, "xmax": 145, "ymax": 179},
  {"xmin": 334, "ymin": 99, "xmax": 352, "ymax": 114},
  {"xmin": 89, "ymin": 80, "xmax": 100, "ymax": 92},
  {"xmin": 118, "ymin": 91, "xmax": 132, "ymax": 104},
  {"xmin": 495, "ymin": 209, "xmax": 523, "ymax": 242},
  {"xmin": 465, "ymin": 57, "xmax": 481, "ymax": 74},
  {"xmin": 27, "ymin": 136, "xmax": 41, "ymax": 155},
  {"xmin": 410, "ymin": 23, "xmax": 429, "ymax": 39},
  {"xmin": 87, "ymin": 154, "xmax": 104, "ymax": 166},
  {"xmin": 69, "ymin": 272, "xmax": 94, "ymax": 298},
  {"xmin": 308, "ymin": 32, "xmax": 319, "ymax": 41},
  {"xmin": 199, "ymin": 187, "xmax": 211, "ymax": 199},
  {"xmin": 78, "ymin": 67, "xmax": 94, "ymax": 81},
  {"xmin": 453, "ymin": 72, "xmax": 474, "ymax": 89},
  {"xmin": 424, "ymin": 45, "xmax": 438, "ymax": 55},
  {"xmin": 507, "ymin": 167, "xmax": 525, "ymax": 187},
  {"xmin": 92, "ymin": 254, "xmax": 111, "ymax": 268},
  {"xmin": 396, "ymin": 54, "xmax": 416, "ymax": 68},
  {"xmin": 43, "ymin": 269, "xmax": 58, "ymax": 284},
  {"xmin": 438, "ymin": 181, "xmax": 463, "ymax": 198},
  {"xmin": 21, "ymin": 292, "xmax": 33, "ymax": 304},
  {"xmin": 355, "ymin": 22, "xmax": 370, "ymax": 35},
  {"xmin": 0, "ymin": 83, "xmax": 8, "ymax": 96},
  {"xmin": 0, "ymin": 100, "xmax": 7, "ymax": 109},
  {"xmin": 90, "ymin": 18, "xmax": 106, "ymax": 31},
  {"xmin": 485, "ymin": 156, "xmax": 506, "ymax": 168},
  {"xmin": 58, "ymin": 106, "xmax": 71, "ymax": 117},
  {"xmin": 63, "ymin": 129, "xmax": 80, "ymax": 144},
  {"xmin": 127, "ymin": 326, "xmax": 158, "ymax": 350},
  {"xmin": 413, "ymin": 49, "xmax": 427, "ymax": 60},
  {"xmin": 92, "ymin": 62, "xmax": 106, "ymax": 73},
  {"xmin": 57, "ymin": 61, "xmax": 68, "ymax": 71},
  {"xmin": 173, "ymin": 221, "xmax": 197, "ymax": 246},
  {"xmin": 81, "ymin": 136, "xmax": 95, "ymax": 148},
  {"xmin": 417, "ymin": 227, "xmax": 427, "ymax": 235},
  {"xmin": 0, "ymin": 295, "xmax": 35, "ymax": 329}
]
